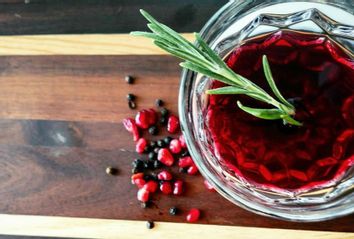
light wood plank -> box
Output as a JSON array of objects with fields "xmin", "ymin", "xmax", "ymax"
[
  {"xmin": 0, "ymin": 214, "xmax": 352, "ymax": 239},
  {"xmin": 0, "ymin": 34, "xmax": 194, "ymax": 55}
]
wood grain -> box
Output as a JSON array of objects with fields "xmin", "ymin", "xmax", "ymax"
[
  {"xmin": 0, "ymin": 0, "xmax": 227, "ymax": 35},
  {"xmin": 0, "ymin": 55, "xmax": 180, "ymax": 122},
  {"xmin": 0, "ymin": 214, "xmax": 353, "ymax": 239},
  {"xmin": 0, "ymin": 34, "xmax": 194, "ymax": 55}
]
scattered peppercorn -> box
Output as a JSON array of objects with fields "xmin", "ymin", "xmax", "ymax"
[
  {"xmin": 141, "ymin": 201, "xmax": 150, "ymax": 209},
  {"xmin": 132, "ymin": 159, "xmax": 144, "ymax": 170},
  {"xmin": 160, "ymin": 108, "xmax": 169, "ymax": 116},
  {"xmin": 181, "ymin": 150, "xmax": 190, "ymax": 157},
  {"xmin": 148, "ymin": 152, "xmax": 157, "ymax": 160},
  {"xmin": 146, "ymin": 221, "xmax": 154, "ymax": 229},
  {"xmin": 163, "ymin": 136, "xmax": 173, "ymax": 145},
  {"xmin": 179, "ymin": 167, "xmax": 188, "ymax": 174},
  {"xmin": 160, "ymin": 117, "xmax": 167, "ymax": 125},
  {"xmin": 125, "ymin": 75, "xmax": 134, "ymax": 84},
  {"xmin": 153, "ymin": 160, "xmax": 162, "ymax": 169},
  {"xmin": 153, "ymin": 147, "xmax": 160, "ymax": 154},
  {"xmin": 149, "ymin": 141, "xmax": 157, "ymax": 148},
  {"xmin": 148, "ymin": 125, "xmax": 158, "ymax": 135},
  {"xmin": 157, "ymin": 140, "xmax": 165, "ymax": 148},
  {"xmin": 128, "ymin": 101, "xmax": 136, "ymax": 109},
  {"xmin": 105, "ymin": 167, "xmax": 118, "ymax": 175},
  {"xmin": 169, "ymin": 207, "xmax": 179, "ymax": 216},
  {"xmin": 155, "ymin": 99, "xmax": 164, "ymax": 107},
  {"xmin": 127, "ymin": 93, "xmax": 136, "ymax": 101}
]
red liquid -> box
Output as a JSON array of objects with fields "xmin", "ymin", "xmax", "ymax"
[{"xmin": 207, "ymin": 31, "xmax": 354, "ymax": 190}]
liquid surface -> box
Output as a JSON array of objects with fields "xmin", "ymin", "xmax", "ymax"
[{"xmin": 207, "ymin": 31, "xmax": 354, "ymax": 190}]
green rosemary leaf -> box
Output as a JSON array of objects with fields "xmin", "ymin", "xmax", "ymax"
[
  {"xmin": 237, "ymin": 101, "xmax": 284, "ymax": 120},
  {"xmin": 280, "ymin": 114, "xmax": 303, "ymax": 126},
  {"xmin": 194, "ymin": 33, "xmax": 225, "ymax": 66},
  {"xmin": 262, "ymin": 55, "xmax": 293, "ymax": 108},
  {"xmin": 206, "ymin": 86, "xmax": 249, "ymax": 95},
  {"xmin": 180, "ymin": 62, "xmax": 237, "ymax": 86}
]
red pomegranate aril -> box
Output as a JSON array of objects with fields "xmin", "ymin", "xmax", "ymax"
[
  {"xmin": 122, "ymin": 118, "xmax": 140, "ymax": 141},
  {"xmin": 178, "ymin": 156, "xmax": 193, "ymax": 168},
  {"xmin": 146, "ymin": 108, "xmax": 157, "ymax": 125},
  {"xmin": 160, "ymin": 181, "xmax": 173, "ymax": 195},
  {"xmin": 136, "ymin": 138, "xmax": 147, "ymax": 154},
  {"xmin": 186, "ymin": 208, "xmax": 200, "ymax": 223},
  {"xmin": 167, "ymin": 115, "xmax": 180, "ymax": 133},
  {"xmin": 135, "ymin": 110, "xmax": 150, "ymax": 129},
  {"xmin": 158, "ymin": 148, "xmax": 174, "ymax": 166},
  {"xmin": 173, "ymin": 180, "xmax": 184, "ymax": 195},
  {"xmin": 289, "ymin": 170, "xmax": 308, "ymax": 181},
  {"xmin": 137, "ymin": 188, "xmax": 150, "ymax": 202},
  {"xmin": 259, "ymin": 165, "xmax": 272, "ymax": 181},
  {"xmin": 169, "ymin": 139, "xmax": 182, "ymax": 154},
  {"xmin": 143, "ymin": 181, "xmax": 158, "ymax": 193},
  {"xmin": 133, "ymin": 178, "xmax": 146, "ymax": 189},
  {"xmin": 203, "ymin": 179, "xmax": 215, "ymax": 192},
  {"xmin": 179, "ymin": 135, "xmax": 187, "ymax": 148},
  {"xmin": 157, "ymin": 170, "xmax": 173, "ymax": 181},
  {"xmin": 131, "ymin": 173, "xmax": 144, "ymax": 184},
  {"xmin": 187, "ymin": 164, "xmax": 199, "ymax": 175}
]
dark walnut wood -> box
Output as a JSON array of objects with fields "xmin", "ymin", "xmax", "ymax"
[
  {"xmin": 0, "ymin": 55, "xmax": 352, "ymax": 232},
  {"xmin": 0, "ymin": 0, "xmax": 227, "ymax": 35}
]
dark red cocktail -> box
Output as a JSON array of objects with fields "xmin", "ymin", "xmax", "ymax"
[{"xmin": 207, "ymin": 31, "xmax": 354, "ymax": 190}]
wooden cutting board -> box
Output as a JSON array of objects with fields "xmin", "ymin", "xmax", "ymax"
[{"xmin": 0, "ymin": 34, "xmax": 353, "ymax": 238}]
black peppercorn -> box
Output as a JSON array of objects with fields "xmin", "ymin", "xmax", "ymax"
[
  {"xmin": 128, "ymin": 100, "xmax": 136, "ymax": 109},
  {"xmin": 169, "ymin": 207, "xmax": 179, "ymax": 216},
  {"xmin": 105, "ymin": 167, "xmax": 118, "ymax": 175},
  {"xmin": 148, "ymin": 125, "xmax": 158, "ymax": 135},
  {"xmin": 163, "ymin": 136, "xmax": 173, "ymax": 144},
  {"xmin": 160, "ymin": 108, "xmax": 169, "ymax": 116},
  {"xmin": 157, "ymin": 140, "xmax": 165, "ymax": 148},
  {"xmin": 146, "ymin": 221, "xmax": 154, "ymax": 229},
  {"xmin": 153, "ymin": 160, "xmax": 162, "ymax": 169},
  {"xmin": 148, "ymin": 152, "xmax": 157, "ymax": 160},
  {"xmin": 125, "ymin": 75, "xmax": 134, "ymax": 84},
  {"xmin": 126, "ymin": 93, "xmax": 136, "ymax": 101},
  {"xmin": 155, "ymin": 99, "xmax": 164, "ymax": 107}
]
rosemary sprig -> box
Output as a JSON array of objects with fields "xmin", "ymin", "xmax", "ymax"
[{"xmin": 131, "ymin": 9, "xmax": 302, "ymax": 126}]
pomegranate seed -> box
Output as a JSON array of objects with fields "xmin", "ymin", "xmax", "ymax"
[
  {"xmin": 187, "ymin": 164, "xmax": 199, "ymax": 175},
  {"xmin": 122, "ymin": 118, "xmax": 140, "ymax": 141},
  {"xmin": 178, "ymin": 156, "xmax": 193, "ymax": 168},
  {"xmin": 203, "ymin": 179, "xmax": 215, "ymax": 192},
  {"xmin": 137, "ymin": 188, "xmax": 150, "ymax": 202},
  {"xmin": 135, "ymin": 110, "xmax": 150, "ymax": 129},
  {"xmin": 167, "ymin": 115, "xmax": 180, "ymax": 133},
  {"xmin": 290, "ymin": 169, "xmax": 308, "ymax": 181},
  {"xmin": 259, "ymin": 165, "xmax": 272, "ymax": 181},
  {"xmin": 186, "ymin": 208, "xmax": 200, "ymax": 223},
  {"xmin": 131, "ymin": 173, "xmax": 144, "ymax": 184},
  {"xmin": 157, "ymin": 148, "xmax": 174, "ymax": 166},
  {"xmin": 173, "ymin": 180, "xmax": 183, "ymax": 195},
  {"xmin": 143, "ymin": 181, "xmax": 158, "ymax": 193},
  {"xmin": 136, "ymin": 138, "xmax": 147, "ymax": 154},
  {"xmin": 133, "ymin": 178, "xmax": 146, "ymax": 189},
  {"xmin": 157, "ymin": 170, "xmax": 173, "ymax": 181},
  {"xmin": 146, "ymin": 108, "xmax": 157, "ymax": 126},
  {"xmin": 179, "ymin": 135, "xmax": 187, "ymax": 148},
  {"xmin": 160, "ymin": 181, "xmax": 172, "ymax": 195},
  {"xmin": 169, "ymin": 139, "xmax": 182, "ymax": 154}
]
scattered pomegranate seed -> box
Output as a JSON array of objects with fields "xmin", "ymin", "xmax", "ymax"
[
  {"xmin": 186, "ymin": 208, "xmax": 200, "ymax": 223},
  {"xmin": 160, "ymin": 181, "xmax": 173, "ymax": 195},
  {"xmin": 187, "ymin": 164, "xmax": 199, "ymax": 175},
  {"xmin": 290, "ymin": 169, "xmax": 308, "ymax": 181},
  {"xmin": 131, "ymin": 173, "xmax": 144, "ymax": 184},
  {"xmin": 135, "ymin": 110, "xmax": 150, "ymax": 129},
  {"xmin": 133, "ymin": 178, "xmax": 146, "ymax": 189},
  {"xmin": 157, "ymin": 170, "xmax": 173, "ymax": 181},
  {"xmin": 146, "ymin": 108, "xmax": 157, "ymax": 126},
  {"xmin": 143, "ymin": 181, "xmax": 158, "ymax": 193},
  {"xmin": 158, "ymin": 148, "xmax": 174, "ymax": 166},
  {"xmin": 173, "ymin": 180, "xmax": 183, "ymax": 195},
  {"xmin": 122, "ymin": 118, "xmax": 140, "ymax": 141},
  {"xmin": 179, "ymin": 135, "xmax": 187, "ymax": 148},
  {"xmin": 178, "ymin": 156, "xmax": 193, "ymax": 168},
  {"xmin": 167, "ymin": 115, "xmax": 180, "ymax": 133},
  {"xmin": 203, "ymin": 179, "xmax": 215, "ymax": 192},
  {"xmin": 137, "ymin": 188, "xmax": 150, "ymax": 202},
  {"xmin": 169, "ymin": 139, "xmax": 182, "ymax": 154},
  {"xmin": 136, "ymin": 138, "xmax": 147, "ymax": 154}
]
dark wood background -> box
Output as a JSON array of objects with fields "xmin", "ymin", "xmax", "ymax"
[{"xmin": 0, "ymin": 0, "xmax": 353, "ymax": 237}]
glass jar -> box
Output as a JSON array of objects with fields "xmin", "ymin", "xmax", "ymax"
[{"xmin": 179, "ymin": 0, "xmax": 354, "ymax": 221}]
